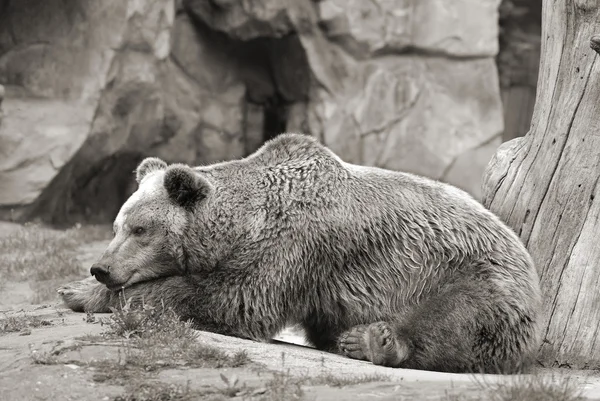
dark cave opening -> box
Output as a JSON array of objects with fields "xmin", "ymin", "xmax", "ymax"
[
  {"xmin": 262, "ymin": 93, "xmax": 289, "ymax": 142},
  {"xmin": 183, "ymin": 3, "xmax": 310, "ymax": 147},
  {"xmin": 232, "ymin": 33, "xmax": 310, "ymax": 146}
]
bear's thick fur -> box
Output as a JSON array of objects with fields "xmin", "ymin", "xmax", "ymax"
[{"xmin": 59, "ymin": 133, "xmax": 541, "ymax": 373}]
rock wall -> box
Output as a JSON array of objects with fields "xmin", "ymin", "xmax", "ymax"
[
  {"xmin": 0, "ymin": 0, "xmax": 248, "ymax": 223},
  {"xmin": 497, "ymin": 0, "xmax": 542, "ymax": 141},
  {"xmin": 0, "ymin": 0, "xmax": 503, "ymax": 225}
]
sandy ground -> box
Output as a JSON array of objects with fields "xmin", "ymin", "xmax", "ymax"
[
  {"xmin": 3, "ymin": 305, "xmax": 600, "ymax": 400},
  {"xmin": 2, "ymin": 222, "xmax": 600, "ymax": 400}
]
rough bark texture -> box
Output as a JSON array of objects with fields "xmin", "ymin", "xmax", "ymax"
[{"xmin": 482, "ymin": 0, "xmax": 600, "ymax": 368}]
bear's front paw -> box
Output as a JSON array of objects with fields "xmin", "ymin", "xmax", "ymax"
[{"xmin": 58, "ymin": 276, "xmax": 108, "ymax": 313}]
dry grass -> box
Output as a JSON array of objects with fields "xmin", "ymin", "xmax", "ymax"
[
  {"xmin": 103, "ymin": 297, "xmax": 197, "ymax": 340},
  {"xmin": 441, "ymin": 372, "xmax": 585, "ymax": 401},
  {"xmin": 100, "ymin": 299, "xmax": 250, "ymax": 371},
  {"xmin": 0, "ymin": 223, "xmax": 111, "ymax": 302},
  {"xmin": 308, "ymin": 372, "xmax": 390, "ymax": 387},
  {"xmin": 229, "ymin": 352, "xmax": 391, "ymax": 401},
  {"xmin": 253, "ymin": 363, "xmax": 584, "ymax": 401},
  {"xmin": 262, "ymin": 369, "xmax": 305, "ymax": 401},
  {"xmin": 0, "ymin": 223, "xmax": 110, "ymax": 280},
  {"xmin": 28, "ymin": 301, "xmax": 254, "ymax": 399},
  {"xmin": 114, "ymin": 381, "xmax": 208, "ymax": 401},
  {"xmin": 75, "ymin": 300, "xmax": 251, "ymax": 388},
  {"xmin": 0, "ymin": 313, "xmax": 52, "ymax": 335},
  {"xmin": 30, "ymin": 350, "xmax": 61, "ymax": 365},
  {"xmin": 485, "ymin": 374, "xmax": 584, "ymax": 401}
]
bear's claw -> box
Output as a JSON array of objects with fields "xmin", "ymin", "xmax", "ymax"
[{"xmin": 339, "ymin": 324, "xmax": 369, "ymax": 361}]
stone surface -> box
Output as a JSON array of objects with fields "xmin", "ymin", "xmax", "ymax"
[
  {"xmin": 307, "ymin": 56, "xmax": 503, "ymax": 191},
  {"xmin": 0, "ymin": 0, "xmax": 247, "ymax": 223},
  {"xmin": 443, "ymin": 136, "xmax": 502, "ymax": 200},
  {"xmin": 0, "ymin": 89, "xmax": 94, "ymax": 206},
  {"xmin": 0, "ymin": 83, "xmax": 4, "ymax": 139},
  {"xmin": 184, "ymin": 0, "xmax": 294, "ymax": 40},
  {"xmin": 497, "ymin": 0, "xmax": 542, "ymax": 141},
  {"xmin": 318, "ymin": 0, "xmax": 501, "ymax": 59},
  {"xmin": 0, "ymin": 0, "xmax": 504, "ymax": 224}
]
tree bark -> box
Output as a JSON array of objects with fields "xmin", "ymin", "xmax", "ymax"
[{"xmin": 482, "ymin": 0, "xmax": 600, "ymax": 368}]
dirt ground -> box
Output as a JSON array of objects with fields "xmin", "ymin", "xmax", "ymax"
[{"xmin": 2, "ymin": 222, "xmax": 600, "ymax": 401}]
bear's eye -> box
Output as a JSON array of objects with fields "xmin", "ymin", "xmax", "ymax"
[{"xmin": 132, "ymin": 226, "xmax": 145, "ymax": 236}]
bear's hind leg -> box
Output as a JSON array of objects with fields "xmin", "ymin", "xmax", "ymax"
[
  {"xmin": 340, "ymin": 280, "xmax": 538, "ymax": 373},
  {"xmin": 302, "ymin": 315, "xmax": 347, "ymax": 353}
]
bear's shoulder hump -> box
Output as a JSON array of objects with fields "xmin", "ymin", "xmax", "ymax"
[{"xmin": 252, "ymin": 133, "xmax": 339, "ymax": 167}]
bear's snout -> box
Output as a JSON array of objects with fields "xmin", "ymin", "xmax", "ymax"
[{"xmin": 90, "ymin": 263, "xmax": 110, "ymax": 283}]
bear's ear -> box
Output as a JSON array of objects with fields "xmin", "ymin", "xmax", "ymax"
[
  {"xmin": 136, "ymin": 157, "xmax": 167, "ymax": 184},
  {"xmin": 164, "ymin": 164, "xmax": 212, "ymax": 208}
]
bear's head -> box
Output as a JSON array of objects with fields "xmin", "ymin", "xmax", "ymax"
[{"xmin": 89, "ymin": 157, "xmax": 213, "ymax": 290}]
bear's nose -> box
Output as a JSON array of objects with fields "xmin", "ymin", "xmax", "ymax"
[{"xmin": 90, "ymin": 263, "xmax": 110, "ymax": 283}]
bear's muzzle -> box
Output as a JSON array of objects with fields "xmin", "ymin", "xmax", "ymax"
[{"xmin": 90, "ymin": 263, "xmax": 110, "ymax": 284}]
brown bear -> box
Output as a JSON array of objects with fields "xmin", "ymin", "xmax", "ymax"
[{"xmin": 58, "ymin": 133, "xmax": 541, "ymax": 373}]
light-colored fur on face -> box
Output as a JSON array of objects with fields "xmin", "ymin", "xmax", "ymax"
[
  {"xmin": 114, "ymin": 171, "xmax": 166, "ymax": 231},
  {"xmin": 97, "ymin": 169, "xmax": 187, "ymax": 290}
]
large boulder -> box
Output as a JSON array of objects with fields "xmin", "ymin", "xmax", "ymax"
[
  {"xmin": 0, "ymin": 0, "xmax": 246, "ymax": 223},
  {"xmin": 184, "ymin": 0, "xmax": 294, "ymax": 40},
  {"xmin": 186, "ymin": 0, "xmax": 504, "ymax": 198},
  {"xmin": 316, "ymin": 0, "xmax": 500, "ymax": 58},
  {"xmin": 0, "ymin": 0, "xmax": 503, "ymax": 224}
]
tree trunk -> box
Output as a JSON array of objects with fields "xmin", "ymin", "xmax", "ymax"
[{"xmin": 482, "ymin": 0, "xmax": 600, "ymax": 368}]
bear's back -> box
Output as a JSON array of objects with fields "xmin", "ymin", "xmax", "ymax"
[{"xmin": 196, "ymin": 133, "xmax": 525, "ymax": 272}]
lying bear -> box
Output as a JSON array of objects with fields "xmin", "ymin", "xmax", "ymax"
[{"xmin": 59, "ymin": 133, "xmax": 541, "ymax": 373}]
